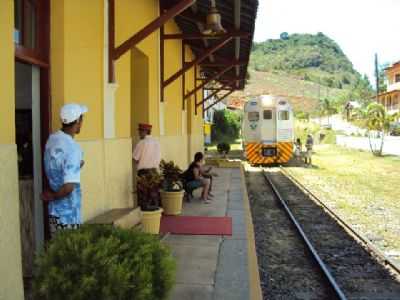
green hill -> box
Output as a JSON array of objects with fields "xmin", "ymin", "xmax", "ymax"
[
  {"xmin": 250, "ymin": 32, "xmax": 360, "ymax": 89},
  {"xmin": 229, "ymin": 33, "xmax": 374, "ymax": 114}
]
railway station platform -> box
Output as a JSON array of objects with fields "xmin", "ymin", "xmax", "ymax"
[{"xmin": 163, "ymin": 166, "xmax": 262, "ymax": 300}]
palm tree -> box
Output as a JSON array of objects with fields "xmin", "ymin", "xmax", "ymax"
[
  {"xmin": 363, "ymin": 103, "xmax": 395, "ymax": 156},
  {"xmin": 320, "ymin": 98, "xmax": 336, "ymax": 125}
]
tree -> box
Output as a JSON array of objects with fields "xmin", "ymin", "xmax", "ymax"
[
  {"xmin": 378, "ymin": 63, "xmax": 389, "ymax": 93},
  {"xmin": 358, "ymin": 103, "xmax": 396, "ymax": 156},
  {"xmin": 319, "ymin": 98, "xmax": 337, "ymax": 125},
  {"xmin": 280, "ymin": 32, "xmax": 289, "ymax": 40}
]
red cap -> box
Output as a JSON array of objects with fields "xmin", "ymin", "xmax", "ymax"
[{"xmin": 138, "ymin": 123, "xmax": 152, "ymax": 130}]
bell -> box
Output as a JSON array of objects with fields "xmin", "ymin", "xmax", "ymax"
[{"xmin": 202, "ymin": 4, "xmax": 226, "ymax": 35}]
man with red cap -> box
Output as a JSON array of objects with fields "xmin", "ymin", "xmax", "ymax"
[{"xmin": 133, "ymin": 123, "xmax": 161, "ymax": 176}]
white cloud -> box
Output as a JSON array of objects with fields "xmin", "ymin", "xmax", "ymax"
[{"xmin": 254, "ymin": 0, "xmax": 400, "ymax": 82}]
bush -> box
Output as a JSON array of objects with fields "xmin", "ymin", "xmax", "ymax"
[
  {"xmin": 33, "ymin": 225, "xmax": 176, "ymax": 300},
  {"xmin": 211, "ymin": 109, "xmax": 241, "ymax": 144},
  {"xmin": 217, "ymin": 142, "xmax": 231, "ymax": 155}
]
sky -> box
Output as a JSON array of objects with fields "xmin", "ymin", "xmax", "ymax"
[{"xmin": 253, "ymin": 0, "xmax": 400, "ymax": 83}]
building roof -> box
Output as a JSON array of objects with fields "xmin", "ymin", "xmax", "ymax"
[
  {"xmin": 226, "ymin": 97, "xmax": 246, "ymax": 109},
  {"xmin": 385, "ymin": 60, "xmax": 400, "ymax": 71},
  {"xmin": 162, "ymin": 0, "xmax": 258, "ymax": 91},
  {"xmin": 378, "ymin": 89, "xmax": 400, "ymax": 97}
]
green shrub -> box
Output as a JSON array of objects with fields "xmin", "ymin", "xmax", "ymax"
[
  {"xmin": 217, "ymin": 142, "xmax": 231, "ymax": 155},
  {"xmin": 211, "ymin": 109, "xmax": 241, "ymax": 143},
  {"xmin": 33, "ymin": 225, "xmax": 176, "ymax": 300}
]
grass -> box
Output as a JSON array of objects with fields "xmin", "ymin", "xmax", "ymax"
[
  {"xmin": 206, "ymin": 139, "xmax": 243, "ymax": 151},
  {"xmin": 205, "ymin": 139, "xmax": 243, "ymax": 159},
  {"xmin": 286, "ymin": 144, "xmax": 400, "ymax": 253},
  {"xmin": 295, "ymin": 120, "xmax": 337, "ymax": 145}
]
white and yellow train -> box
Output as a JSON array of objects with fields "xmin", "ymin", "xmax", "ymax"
[{"xmin": 242, "ymin": 95, "xmax": 294, "ymax": 165}]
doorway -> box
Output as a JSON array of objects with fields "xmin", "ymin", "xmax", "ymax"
[{"xmin": 15, "ymin": 61, "xmax": 44, "ymax": 280}]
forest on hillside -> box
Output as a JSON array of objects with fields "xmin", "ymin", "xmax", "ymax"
[
  {"xmin": 245, "ymin": 33, "xmax": 376, "ymax": 114},
  {"xmin": 250, "ymin": 33, "xmax": 370, "ymax": 90}
]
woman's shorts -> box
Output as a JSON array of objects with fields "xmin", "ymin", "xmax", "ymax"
[{"xmin": 186, "ymin": 179, "xmax": 204, "ymax": 190}]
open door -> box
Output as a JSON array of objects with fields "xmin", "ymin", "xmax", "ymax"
[{"xmin": 15, "ymin": 62, "xmax": 44, "ymax": 279}]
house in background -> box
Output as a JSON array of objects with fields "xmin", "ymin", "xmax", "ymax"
[{"xmin": 378, "ymin": 60, "xmax": 400, "ymax": 114}]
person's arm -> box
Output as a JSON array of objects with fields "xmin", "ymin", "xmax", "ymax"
[
  {"xmin": 42, "ymin": 184, "xmax": 75, "ymax": 202},
  {"xmin": 193, "ymin": 167, "xmax": 201, "ymax": 180},
  {"xmin": 133, "ymin": 141, "xmax": 143, "ymax": 163},
  {"xmin": 44, "ymin": 145, "xmax": 81, "ymax": 202}
]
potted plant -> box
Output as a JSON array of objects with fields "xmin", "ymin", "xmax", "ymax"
[
  {"xmin": 136, "ymin": 171, "xmax": 163, "ymax": 234},
  {"xmin": 159, "ymin": 160, "xmax": 184, "ymax": 215}
]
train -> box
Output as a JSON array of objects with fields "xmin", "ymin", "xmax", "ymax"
[{"xmin": 242, "ymin": 95, "xmax": 294, "ymax": 164}]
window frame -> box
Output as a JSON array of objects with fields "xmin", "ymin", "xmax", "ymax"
[
  {"xmin": 14, "ymin": 0, "xmax": 49, "ymax": 67},
  {"xmin": 263, "ymin": 109, "xmax": 272, "ymax": 120},
  {"xmin": 278, "ymin": 110, "xmax": 290, "ymax": 121},
  {"xmin": 248, "ymin": 111, "xmax": 260, "ymax": 121}
]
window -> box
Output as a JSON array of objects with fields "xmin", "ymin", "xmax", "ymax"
[
  {"xmin": 248, "ymin": 112, "xmax": 259, "ymax": 121},
  {"xmin": 14, "ymin": 0, "xmax": 38, "ymax": 48},
  {"xmin": 278, "ymin": 110, "xmax": 289, "ymax": 120},
  {"xmin": 263, "ymin": 110, "xmax": 272, "ymax": 120},
  {"xmin": 396, "ymin": 74, "xmax": 400, "ymax": 83}
]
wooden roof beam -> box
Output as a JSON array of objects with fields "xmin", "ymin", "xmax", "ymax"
[
  {"xmin": 196, "ymin": 82, "xmax": 234, "ymax": 107},
  {"xmin": 204, "ymin": 90, "xmax": 235, "ymax": 111},
  {"xmin": 162, "ymin": 31, "xmax": 250, "ymax": 40},
  {"xmin": 184, "ymin": 63, "xmax": 235, "ymax": 100},
  {"xmin": 112, "ymin": 0, "xmax": 195, "ymax": 60},
  {"xmin": 163, "ymin": 35, "xmax": 233, "ymax": 88},
  {"xmin": 199, "ymin": 60, "xmax": 246, "ymax": 67}
]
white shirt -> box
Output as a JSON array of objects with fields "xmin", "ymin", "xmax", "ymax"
[{"xmin": 133, "ymin": 136, "xmax": 161, "ymax": 170}]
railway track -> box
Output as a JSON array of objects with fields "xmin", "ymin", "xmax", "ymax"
[{"xmin": 246, "ymin": 167, "xmax": 400, "ymax": 300}]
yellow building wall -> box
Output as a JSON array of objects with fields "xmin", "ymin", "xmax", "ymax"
[
  {"xmin": 51, "ymin": 0, "xmax": 134, "ymax": 220},
  {"xmin": 0, "ymin": 1, "xmax": 25, "ymax": 299},
  {"xmin": 51, "ymin": 0, "xmax": 104, "ymax": 140},
  {"xmin": 113, "ymin": 0, "xmax": 204, "ymax": 171},
  {"xmin": 0, "ymin": 0, "xmax": 16, "ymax": 145},
  {"xmin": 114, "ymin": 0, "xmax": 160, "ymax": 138}
]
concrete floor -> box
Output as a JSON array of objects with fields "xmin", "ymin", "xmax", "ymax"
[{"xmin": 163, "ymin": 167, "xmax": 252, "ymax": 300}]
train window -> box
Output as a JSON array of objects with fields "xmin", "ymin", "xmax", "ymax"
[
  {"xmin": 278, "ymin": 111, "xmax": 290, "ymax": 120},
  {"xmin": 248, "ymin": 112, "xmax": 259, "ymax": 121},
  {"xmin": 263, "ymin": 110, "xmax": 272, "ymax": 120}
]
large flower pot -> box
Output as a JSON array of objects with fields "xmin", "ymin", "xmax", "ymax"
[
  {"xmin": 160, "ymin": 190, "xmax": 184, "ymax": 215},
  {"xmin": 141, "ymin": 208, "xmax": 163, "ymax": 234}
]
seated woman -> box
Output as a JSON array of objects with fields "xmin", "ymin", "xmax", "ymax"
[{"xmin": 183, "ymin": 152, "xmax": 213, "ymax": 204}]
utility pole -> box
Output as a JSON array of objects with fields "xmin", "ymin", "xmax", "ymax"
[{"xmin": 375, "ymin": 53, "xmax": 380, "ymax": 102}]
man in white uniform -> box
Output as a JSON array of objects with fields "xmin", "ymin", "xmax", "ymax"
[{"xmin": 133, "ymin": 123, "xmax": 161, "ymax": 176}]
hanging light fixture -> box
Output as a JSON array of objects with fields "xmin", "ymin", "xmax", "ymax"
[{"xmin": 202, "ymin": 0, "xmax": 226, "ymax": 35}]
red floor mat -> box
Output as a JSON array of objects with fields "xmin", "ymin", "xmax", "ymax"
[{"xmin": 160, "ymin": 215, "xmax": 232, "ymax": 235}]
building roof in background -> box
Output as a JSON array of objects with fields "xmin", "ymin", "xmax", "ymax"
[{"xmin": 226, "ymin": 97, "xmax": 246, "ymax": 110}]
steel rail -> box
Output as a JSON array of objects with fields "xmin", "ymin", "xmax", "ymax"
[
  {"xmin": 280, "ymin": 167, "xmax": 400, "ymax": 275},
  {"xmin": 262, "ymin": 170, "xmax": 348, "ymax": 300}
]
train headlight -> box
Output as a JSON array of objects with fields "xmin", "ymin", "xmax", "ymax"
[{"xmin": 261, "ymin": 96, "xmax": 273, "ymax": 107}]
